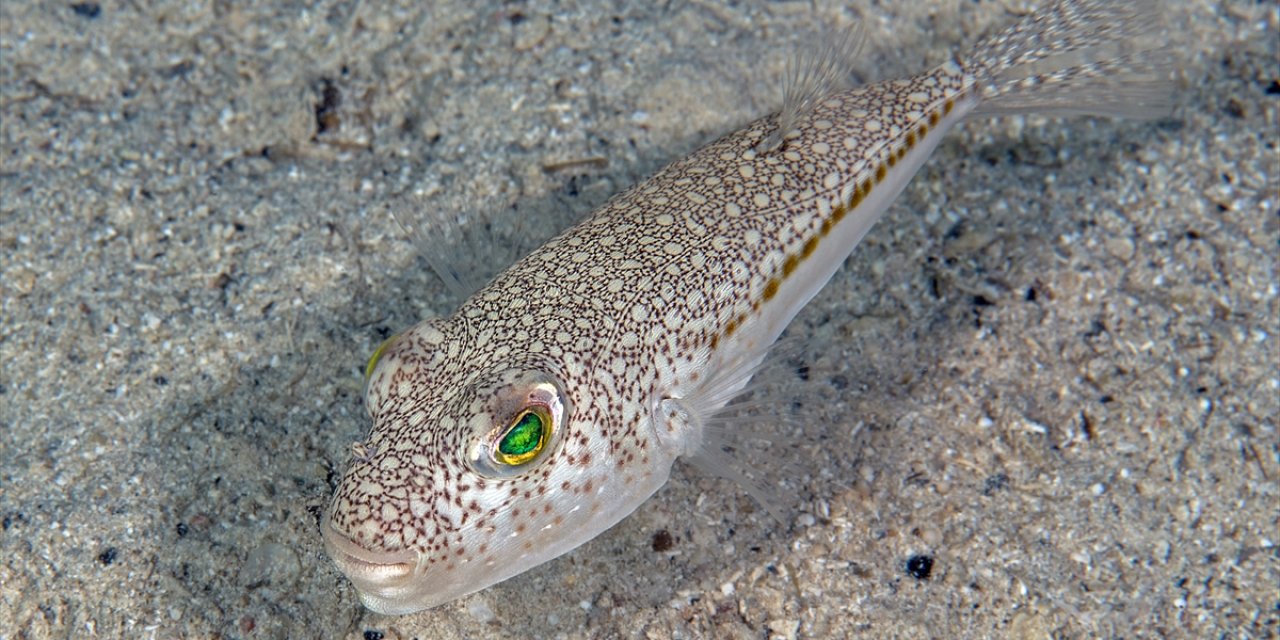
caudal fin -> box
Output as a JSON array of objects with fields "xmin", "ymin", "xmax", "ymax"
[{"xmin": 963, "ymin": 0, "xmax": 1174, "ymax": 119}]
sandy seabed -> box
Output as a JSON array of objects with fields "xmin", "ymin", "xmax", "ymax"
[{"xmin": 1, "ymin": 1, "xmax": 1276, "ymax": 638}]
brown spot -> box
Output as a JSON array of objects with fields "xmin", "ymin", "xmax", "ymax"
[
  {"xmin": 875, "ymin": 164, "xmax": 887, "ymax": 183},
  {"xmin": 887, "ymin": 153, "xmax": 897, "ymax": 168},
  {"xmin": 919, "ymin": 122, "xmax": 929, "ymax": 136},
  {"xmin": 725, "ymin": 317, "xmax": 739, "ymax": 336},
  {"xmin": 906, "ymin": 131, "xmax": 917, "ymax": 147},
  {"xmin": 782, "ymin": 254, "xmax": 799, "ymax": 276},
  {"xmin": 943, "ymin": 98, "xmax": 954, "ymax": 115},
  {"xmin": 929, "ymin": 110, "xmax": 940, "ymax": 125},
  {"xmin": 834, "ymin": 199, "xmax": 851, "ymax": 222},
  {"xmin": 763, "ymin": 278, "xmax": 779, "ymax": 301},
  {"xmin": 802, "ymin": 236, "xmax": 819, "ymax": 258}
]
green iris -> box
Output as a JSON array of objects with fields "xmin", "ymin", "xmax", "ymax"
[{"xmin": 495, "ymin": 410, "xmax": 548, "ymax": 465}]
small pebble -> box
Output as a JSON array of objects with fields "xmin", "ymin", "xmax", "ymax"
[
  {"xmin": 98, "ymin": 547, "xmax": 118, "ymax": 566},
  {"xmin": 238, "ymin": 542, "xmax": 301, "ymax": 595},
  {"xmin": 905, "ymin": 554, "xmax": 933, "ymax": 580},
  {"xmin": 467, "ymin": 597, "xmax": 497, "ymax": 624}
]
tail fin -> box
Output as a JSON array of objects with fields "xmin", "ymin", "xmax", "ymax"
[{"xmin": 962, "ymin": 0, "xmax": 1174, "ymax": 119}]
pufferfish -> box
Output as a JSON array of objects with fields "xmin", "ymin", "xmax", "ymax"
[{"xmin": 323, "ymin": 0, "xmax": 1170, "ymax": 614}]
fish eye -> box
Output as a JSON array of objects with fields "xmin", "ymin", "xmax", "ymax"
[
  {"xmin": 467, "ymin": 378, "xmax": 566, "ymax": 478},
  {"xmin": 492, "ymin": 406, "xmax": 553, "ymax": 466}
]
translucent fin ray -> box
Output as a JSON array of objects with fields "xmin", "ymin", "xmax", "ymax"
[
  {"xmin": 675, "ymin": 338, "xmax": 811, "ymax": 521},
  {"xmin": 758, "ymin": 23, "xmax": 867, "ymax": 153}
]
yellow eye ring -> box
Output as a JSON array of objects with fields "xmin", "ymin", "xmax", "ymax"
[
  {"xmin": 364, "ymin": 334, "xmax": 400, "ymax": 381},
  {"xmin": 492, "ymin": 406, "xmax": 552, "ymax": 467}
]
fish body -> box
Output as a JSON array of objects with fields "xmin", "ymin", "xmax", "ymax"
[{"xmin": 324, "ymin": 0, "xmax": 1168, "ymax": 614}]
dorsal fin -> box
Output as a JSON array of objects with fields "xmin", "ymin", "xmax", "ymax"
[
  {"xmin": 387, "ymin": 199, "xmax": 473, "ymax": 302},
  {"xmin": 757, "ymin": 23, "xmax": 867, "ymax": 154}
]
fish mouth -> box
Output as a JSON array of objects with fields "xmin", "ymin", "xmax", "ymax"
[{"xmin": 321, "ymin": 521, "xmax": 418, "ymax": 591}]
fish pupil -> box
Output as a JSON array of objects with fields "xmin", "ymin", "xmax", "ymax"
[{"xmin": 499, "ymin": 411, "xmax": 544, "ymax": 458}]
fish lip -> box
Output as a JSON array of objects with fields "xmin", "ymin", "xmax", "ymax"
[{"xmin": 322, "ymin": 521, "xmax": 418, "ymax": 588}]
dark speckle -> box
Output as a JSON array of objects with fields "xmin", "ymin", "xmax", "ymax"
[
  {"xmin": 1224, "ymin": 98, "xmax": 1246, "ymax": 119},
  {"xmin": 70, "ymin": 3, "xmax": 101, "ymax": 19},
  {"xmin": 176, "ymin": 522, "xmax": 189, "ymax": 537},
  {"xmin": 315, "ymin": 78, "xmax": 341, "ymax": 135},
  {"xmin": 3, "ymin": 511, "xmax": 25, "ymax": 530},
  {"xmin": 981, "ymin": 473, "xmax": 1009, "ymax": 496},
  {"xmin": 1083, "ymin": 318, "xmax": 1107, "ymax": 339},
  {"xmin": 652, "ymin": 529, "xmax": 675, "ymax": 552},
  {"xmin": 98, "ymin": 547, "xmax": 118, "ymax": 566},
  {"xmin": 1266, "ymin": 80, "xmax": 1280, "ymax": 95},
  {"xmin": 905, "ymin": 554, "xmax": 933, "ymax": 580},
  {"xmin": 363, "ymin": 631, "xmax": 384, "ymax": 640},
  {"xmin": 210, "ymin": 272, "xmax": 232, "ymax": 290}
]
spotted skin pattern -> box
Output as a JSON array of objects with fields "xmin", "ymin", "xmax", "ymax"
[{"xmin": 324, "ymin": 0, "xmax": 1167, "ymax": 614}]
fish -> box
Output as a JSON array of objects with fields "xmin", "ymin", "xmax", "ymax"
[{"xmin": 322, "ymin": 0, "xmax": 1170, "ymax": 614}]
